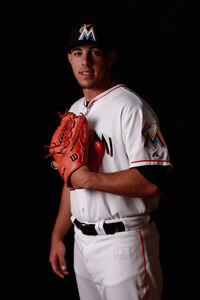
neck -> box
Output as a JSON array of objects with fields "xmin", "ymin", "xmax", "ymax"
[{"xmin": 82, "ymin": 77, "xmax": 115, "ymax": 102}]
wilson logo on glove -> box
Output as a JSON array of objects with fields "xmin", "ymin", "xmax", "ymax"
[{"xmin": 70, "ymin": 153, "xmax": 78, "ymax": 161}]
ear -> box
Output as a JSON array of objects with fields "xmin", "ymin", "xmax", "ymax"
[
  {"xmin": 67, "ymin": 52, "xmax": 72, "ymax": 65},
  {"xmin": 107, "ymin": 51, "xmax": 117, "ymax": 68}
]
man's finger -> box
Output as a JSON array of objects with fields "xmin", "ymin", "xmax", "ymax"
[
  {"xmin": 59, "ymin": 258, "xmax": 70, "ymax": 275},
  {"xmin": 51, "ymin": 161, "xmax": 58, "ymax": 170},
  {"xmin": 51, "ymin": 262, "xmax": 65, "ymax": 279}
]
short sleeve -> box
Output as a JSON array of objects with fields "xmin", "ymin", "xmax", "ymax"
[{"xmin": 121, "ymin": 102, "xmax": 172, "ymax": 170}]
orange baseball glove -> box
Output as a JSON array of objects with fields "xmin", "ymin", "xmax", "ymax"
[{"xmin": 45, "ymin": 110, "xmax": 104, "ymax": 188}]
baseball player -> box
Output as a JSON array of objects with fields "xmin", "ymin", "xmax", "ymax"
[{"xmin": 48, "ymin": 24, "xmax": 172, "ymax": 300}]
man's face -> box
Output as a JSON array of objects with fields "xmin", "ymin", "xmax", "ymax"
[{"xmin": 68, "ymin": 44, "xmax": 115, "ymax": 89}]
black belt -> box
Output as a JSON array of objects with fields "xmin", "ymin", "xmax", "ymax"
[{"xmin": 74, "ymin": 218, "xmax": 125, "ymax": 236}]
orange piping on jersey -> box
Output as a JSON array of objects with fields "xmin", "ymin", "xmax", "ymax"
[
  {"xmin": 138, "ymin": 230, "xmax": 149, "ymax": 300},
  {"xmin": 131, "ymin": 159, "xmax": 171, "ymax": 164},
  {"xmin": 83, "ymin": 84, "xmax": 126, "ymax": 109}
]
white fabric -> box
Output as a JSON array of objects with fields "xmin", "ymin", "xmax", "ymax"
[
  {"xmin": 69, "ymin": 84, "xmax": 172, "ymax": 223},
  {"xmin": 74, "ymin": 221, "xmax": 163, "ymax": 300}
]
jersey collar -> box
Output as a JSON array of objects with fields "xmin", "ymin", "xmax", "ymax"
[{"xmin": 83, "ymin": 84, "xmax": 126, "ymax": 110}]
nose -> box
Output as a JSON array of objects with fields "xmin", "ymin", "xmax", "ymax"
[{"xmin": 82, "ymin": 52, "xmax": 92, "ymax": 66}]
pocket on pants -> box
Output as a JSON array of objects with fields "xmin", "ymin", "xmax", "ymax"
[{"xmin": 114, "ymin": 247, "xmax": 134, "ymax": 259}]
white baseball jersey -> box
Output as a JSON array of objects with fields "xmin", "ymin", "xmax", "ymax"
[{"xmin": 69, "ymin": 84, "xmax": 172, "ymax": 223}]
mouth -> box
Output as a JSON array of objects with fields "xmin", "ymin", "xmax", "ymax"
[{"xmin": 79, "ymin": 70, "xmax": 95, "ymax": 77}]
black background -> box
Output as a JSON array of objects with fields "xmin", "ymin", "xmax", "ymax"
[{"xmin": 14, "ymin": 2, "xmax": 194, "ymax": 299}]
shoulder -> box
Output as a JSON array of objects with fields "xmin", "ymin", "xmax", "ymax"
[
  {"xmin": 114, "ymin": 85, "xmax": 151, "ymax": 113},
  {"xmin": 117, "ymin": 86, "xmax": 155, "ymax": 113},
  {"xmin": 116, "ymin": 86, "xmax": 159, "ymax": 123},
  {"xmin": 114, "ymin": 85, "xmax": 143, "ymax": 108}
]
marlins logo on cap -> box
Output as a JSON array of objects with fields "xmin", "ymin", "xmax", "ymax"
[
  {"xmin": 66, "ymin": 23, "xmax": 115, "ymax": 53},
  {"xmin": 78, "ymin": 24, "xmax": 97, "ymax": 41}
]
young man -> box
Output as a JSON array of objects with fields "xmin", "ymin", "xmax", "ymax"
[{"xmin": 49, "ymin": 24, "xmax": 172, "ymax": 300}]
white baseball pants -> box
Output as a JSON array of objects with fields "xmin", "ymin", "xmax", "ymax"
[{"xmin": 73, "ymin": 218, "xmax": 163, "ymax": 300}]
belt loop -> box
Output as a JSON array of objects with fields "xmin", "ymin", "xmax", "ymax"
[
  {"xmin": 95, "ymin": 220, "xmax": 106, "ymax": 235},
  {"xmin": 121, "ymin": 218, "xmax": 129, "ymax": 231},
  {"xmin": 146, "ymin": 215, "xmax": 150, "ymax": 224},
  {"xmin": 70, "ymin": 215, "xmax": 75, "ymax": 224}
]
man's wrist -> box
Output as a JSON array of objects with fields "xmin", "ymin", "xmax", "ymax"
[
  {"xmin": 83, "ymin": 170, "xmax": 96, "ymax": 189},
  {"xmin": 51, "ymin": 231, "xmax": 64, "ymax": 242},
  {"xmin": 70, "ymin": 165, "xmax": 92, "ymax": 189}
]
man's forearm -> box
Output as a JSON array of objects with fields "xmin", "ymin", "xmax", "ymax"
[
  {"xmin": 71, "ymin": 166, "xmax": 162, "ymax": 198},
  {"xmin": 52, "ymin": 185, "xmax": 72, "ymax": 241}
]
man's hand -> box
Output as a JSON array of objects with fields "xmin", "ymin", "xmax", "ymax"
[
  {"xmin": 51, "ymin": 162, "xmax": 90, "ymax": 189},
  {"xmin": 49, "ymin": 239, "xmax": 69, "ymax": 279}
]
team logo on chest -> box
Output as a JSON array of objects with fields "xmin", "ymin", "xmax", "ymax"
[
  {"xmin": 78, "ymin": 24, "xmax": 97, "ymax": 41},
  {"xmin": 142, "ymin": 123, "xmax": 166, "ymax": 149},
  {"xmin": 101, "ymin": 135, "xmax": 113, "ymax": 157}
]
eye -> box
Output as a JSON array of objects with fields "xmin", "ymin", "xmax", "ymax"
[
  {"xmin": 91, "ymin": 49, "xmax": 102, "ymax": 56},
  {"xmin": 73, "ymin": 51, "xmax": 82, "ymax": 57}
]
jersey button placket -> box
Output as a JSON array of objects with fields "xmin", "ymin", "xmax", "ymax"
[
  {"xmin": 80, "ymin": 107, "xmax": 87, "ymax": 115},
  {"xmin": 79, "ymin": 191, "xmax": 86, "ymax": 219}
]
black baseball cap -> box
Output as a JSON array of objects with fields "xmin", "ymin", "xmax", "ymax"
[{"xmin": 66, "ymin": 23, "xmax": 116, "ymax": 53}]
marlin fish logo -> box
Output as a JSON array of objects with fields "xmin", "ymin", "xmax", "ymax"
[
  {"xmin": 142, "ymin": 123, "xmax": 166, "ymax": 148},
  {"xmin": 78, "ymin": 24, "xmax": 97, "ymax": 41}
]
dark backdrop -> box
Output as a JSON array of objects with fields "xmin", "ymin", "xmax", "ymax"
[{"xmin": 28, "ymin": 3, "xmax": 193, "ymax": 300}]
